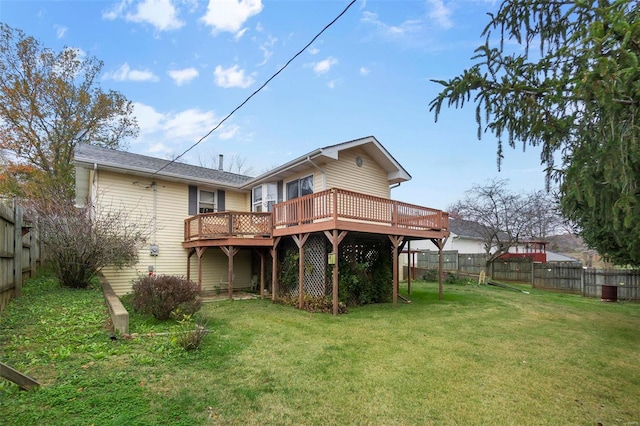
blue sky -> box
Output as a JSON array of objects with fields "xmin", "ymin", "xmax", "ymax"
[{"xmin": 0, "ymin": 0, "xmax": 549, "ymax": 210}]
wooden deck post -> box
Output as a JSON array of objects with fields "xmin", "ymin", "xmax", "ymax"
[
  {"xmin": 220, "ymin": 246, "xmax": 239, "ymax": 300},
  {"xmin": 407, "ymin": 240, "xmax": 411, "ymax": 295},
  {"xmin": 292, "ymin": 234, "xmax": 309, "ymax": 309},
  {"xmin": 270, "ymin": 237, "xmax": 281, "ymax": 302},
  {"xmin": 431, "ymin": 237, "xmax": 448, "ymax": 300},
  {"xmin": 257, "ymin": 250, "xmax": 266, "ymax": 299},
  {"xmin": 324, "ymin": 230, "xmax": 347, "ymax": 316},
  {"xmin": 186, "ymin": 248, "xmax": 195, "ymax": 282},
  {"xmin": 389, "ymin": 235, "xmax": 404, "ymax": 307},
  {"xmin": 195, "ymin": 247, "xmax": 206, "ymax": 291}
]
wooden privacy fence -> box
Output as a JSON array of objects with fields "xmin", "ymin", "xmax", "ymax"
[
  {"xmin": 0, "ymin": 200, "xmax": 41, "ymax": 312},
  {"xmin": 415, "ymin": 250, "xmax": 487, "ymax": 275},
  {"xmin": 408, "ymin": 250, "xmax": 640, "ymax": 301},
  {"xmin": 533, "ymin": 262, "xmax": 583, "ymax": 294},
  {"xmin": 582, "ymin": 269, "xmax": 640, "ymax": 301}
]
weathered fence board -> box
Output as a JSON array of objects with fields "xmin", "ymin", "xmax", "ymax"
[
  {"xmin": 405, "ymin": 247, "xmax": 640, "ymax": 302},
  {"xmin": 0, "ymin": 200, "xmax": 41, "ymax": 312},
  {"xmin": 416, "ymin": 250, "xmax": 487, "ymax": 274},
  {"xmin": 533, "ymin": 262, "xmax": 583, "ymax": 294},
  {"xmin": 491, "ymin": 258, "xmax": 533, "ymax": 283},
  {"xmin": 583, "ymin": 269, "xmax": 640, "ymax": 301}
]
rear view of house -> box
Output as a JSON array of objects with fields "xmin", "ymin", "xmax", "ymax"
[{"xmin": 74, "ymin": 136, "xmax": 450, "ymax": 314}]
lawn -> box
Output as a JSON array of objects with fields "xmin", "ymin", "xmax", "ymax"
[{"xmin": 1, "ymin": 275, "xmax": 639, "ymax": 425}]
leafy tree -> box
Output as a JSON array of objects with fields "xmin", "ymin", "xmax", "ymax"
[
  {"xmin": 28, "ymin": 196, "xmax": 150, "ymax": 289},
  {"xmin": 449, "ymin": 179, "xmax": 561, "ymax": 264},
  {"xmin": 429, "ymin": 1, "xmax": 640, "ymax": 265},
  {"xmin": 0, "ymin": 23, "xmax": 138, "ymax": 200}
]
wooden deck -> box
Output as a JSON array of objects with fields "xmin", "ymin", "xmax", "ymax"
[
  {"xmin": 182, "ymin": 188, "xmax": 450, "ymax": 314},
  {"xmin": 182, "ymin": 188, "xmax": 449, "ymax": 247}
]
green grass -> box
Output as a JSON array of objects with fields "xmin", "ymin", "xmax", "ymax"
[{"xmin": 1, "ymin": 275, "xmax": 640, "ymax": 425}]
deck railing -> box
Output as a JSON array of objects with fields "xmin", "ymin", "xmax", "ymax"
[
  {"xmin": 185, "ymin": 188, "xmax": 448, "ymax": 242},
  {"xmin": 184, "ymin": 211, "xmax": 272, "ymax": 241},
  {"xmin": 273, "ymin": 188, "xmax": 448, "ymax": 231}
]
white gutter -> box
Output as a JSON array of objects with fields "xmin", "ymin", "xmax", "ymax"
[{"xmin": 306, "ymin": 155, "xmax": 326, "ymax": 190}]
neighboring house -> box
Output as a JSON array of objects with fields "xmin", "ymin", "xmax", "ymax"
[
  {"xmin": 401, "ymin": 217, "xmax": 488, "ymax": 256},
  {"xmin": 401, "ymin": 217, "xmax": 579, "ymax": 276},
  {"xmin": 74, "ymin": 136, "xmax": 450, "ymax": 314}
]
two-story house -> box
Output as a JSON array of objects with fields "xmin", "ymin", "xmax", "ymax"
[{"xmin": 74, "ymin": 136, "xmax": 450, "ymax": 314}]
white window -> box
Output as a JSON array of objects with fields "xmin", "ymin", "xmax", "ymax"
[
  {"xmin": 199, "ymin": 190, "xmax": 216, "ymax": 213},
  {"xmin": 252, "ymin": 182, "xmax": 277, "ymax": 212},
  {"xmin": 286, "ymin": 175, "xmax": 313, "ymax": 201}
]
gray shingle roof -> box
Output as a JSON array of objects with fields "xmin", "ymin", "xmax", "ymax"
[
  {"xmin": 74, "ymin": 144, "xmax": 253, "ymax": 187},
  {"xmin": 449, "ymin": 218, "xmax": 487, "ymax": 240}
]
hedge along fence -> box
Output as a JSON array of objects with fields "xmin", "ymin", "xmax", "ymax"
[{"xmin": 0, "ymin": 200, "xmax": 42, "ymax": 312}]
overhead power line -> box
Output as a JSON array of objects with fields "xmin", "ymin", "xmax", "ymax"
[{"xmin": 151, "ymin": 0, "xmax": 358, "ymax": 177}]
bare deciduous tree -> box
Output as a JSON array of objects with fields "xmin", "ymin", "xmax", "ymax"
[
  {"xmin": 197, "ymin": 152, "xmax": 254, "ymax": 175},
  {"xmin": 29, "ymin": 197, "xmax": 149, "ymax": 288},
  {"xmin": 449, "ymin": 179, "xmax": 563, "ymax": 264}
]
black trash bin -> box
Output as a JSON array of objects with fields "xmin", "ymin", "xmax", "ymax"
[{"xmin": 601, "ymin": 285, "xmax": 618, "ymax": 302}]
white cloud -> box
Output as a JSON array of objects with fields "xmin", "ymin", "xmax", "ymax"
[
  {"xmin": 132, "ymin": 103, "xmax": 223, "ymax": 154},
  {"xmin": 54, "ymin": 25, "xmax": 67, "ymax": 39},
  {"xmin": 361, "ymin": 11, "xmax": 423, "ymax": 37},
  {"xmin": 257, "ymin": 34, "xmax": 277, "ymax": 66},
  {"xmin": 201, "ymin": 0, "xmax": 263, "ymax": 35},
  {"xmin": 103, "ymin": 0, "xmax": 184, "ymax": 31},
  {"xmin": 359, "ymin": 66, "xmax": 370, "ymax": 76},
  {"xmin": 308, "ymin": 47, "xmax": 319, "ymax": 55},
  {"xmin": 218, "ymin": 124, "xmax": 239, "ymax": 140},
  {"xmin": 311, "ymin": 57, "xmax": 338, "ymax": 75},
  {"xmin": 214, "ymin": 65, "xmax": 254, "ymax": 88},
  {"xmin": 234, "ymin": 28, "xmax": 248, "ymax": 40},
  {"xmin": 134, "ymin": 103, "xmax": 166, "ymax": 134},
  {"xmin": 163, "ymin": 108, "xmax": 217, "ymax": 140},
  {"xmin": 104, "ymin": 63, "xmax": 160, "ymax": 82},
  {"xmin": 327, "ymin": 79, "xmax": 339, "ymax": 89},
  {"xmin": 168, "ymin": 67, "xmax": 199, "ymax": 85},
  {"xmin": 427, "ymin": 0, "xmax": 453, "ymax": 29}
]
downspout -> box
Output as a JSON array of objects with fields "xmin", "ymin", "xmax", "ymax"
[
  {"xmin": 151, "ymin": 181, "xmax": 157, "ymax": 272},
  {"xmin": 389, "ymin": 182, "xmax": 401, "ymax": 190},
  {"xmin": 91, "ymin": 163, "xmax": 98, "ymax": 206},
  {"xmin": 306, "ymin": 156, "xmax": 326, "ymax": 190}
]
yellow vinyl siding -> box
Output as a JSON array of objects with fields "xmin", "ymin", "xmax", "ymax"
[
  {"xmin": 224, "ymin": 190, "xmax": 249, "ymax": 212},
  {"xmin": 94, "ymin": 171, "xmax": 252, "ymax": 295},
  {"xmin": 325, "ymin": 148, "xmax": 390, "ymax": 199},
  {"xmin": 190, "ymin": 248, "xmax": 253, "ymax": 291}
]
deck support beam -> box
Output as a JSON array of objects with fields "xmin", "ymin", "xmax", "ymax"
[
  {"xmin": 195, "ymin": 247, "xmax": 207, "ymax": 291},
  {"xmin": 186, "ymin": 248, "xmax": 196, "ymax": 282},
  {"xmin": 292, "ymin": 233, "xmax": 310, "ymax": 309},
  {"xmin": 220, "ymin": 246, "xmax": 239, "ymax": 300},
  {"xmin": 270, "ymin": 237, "xmax": 281, "ymax": 302},
  {"xmin": 255, "ymin": 249, "xmax": 266, "ymax": 299},
  {"xmin": 431, "ymin": 237, "xmax": 448, "ymax": 300},
  {"xmin": 389, "ymin": 235, "xmax": 404, "ymax": 307},
  {"xmin": 407, "ymin": 241, "xmax": 412, "ymax": 295},
  {"xmin": 324, "ymin": 230, "xmax": 348, "ymax": 316}
]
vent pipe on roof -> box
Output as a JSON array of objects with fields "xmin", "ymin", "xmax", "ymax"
[{"xmin": 218, "ymin": 154, "xmax": 224, "ymax": 171}]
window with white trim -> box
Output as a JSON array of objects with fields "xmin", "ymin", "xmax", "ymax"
[
  {"xmin": 286, "ymin": 175, "xmax": 313, "ymax": 200},
  {"xmin": 252, "ymin": 182, "xmax": 277, "ymax": 212},
  {"xmin": 199, "ymin": 190, "xmax": 216, "ymax": 213}
]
